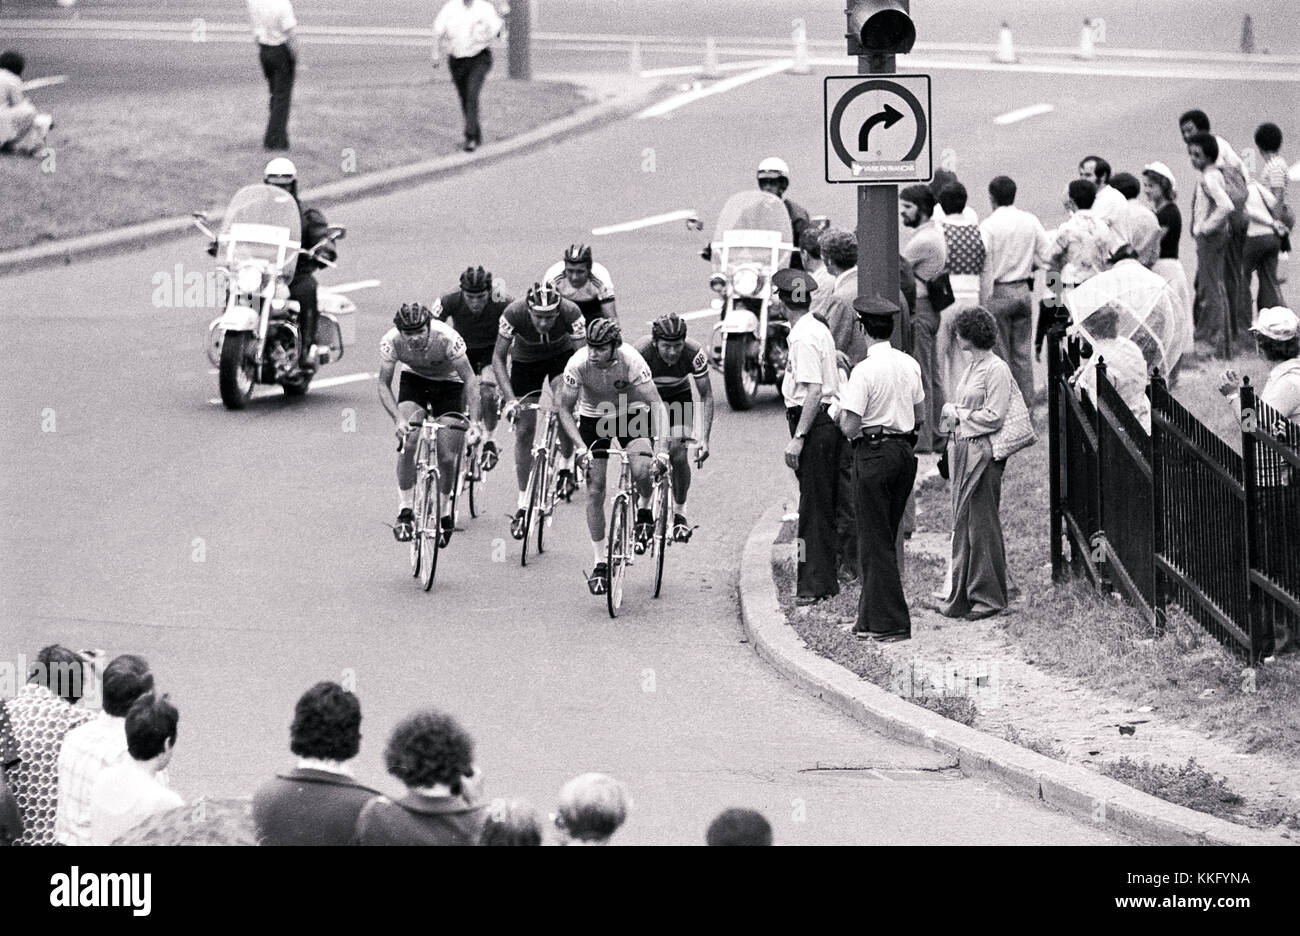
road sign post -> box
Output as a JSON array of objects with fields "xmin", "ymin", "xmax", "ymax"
[{"xmin": 508, "ymin": 0, "xmax": 531, "ymax": 80}]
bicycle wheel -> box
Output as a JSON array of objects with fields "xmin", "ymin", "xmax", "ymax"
[
  {"xmin": 652, "ymin": 476, "xmax": 671, "ymax": 599},
  {"xmin": 537, "ymin": 450, "xmax": 554, "ymax": 555},
  {"xmin": 607, "ymin": 494, "xmax": 630, "ymax": 618},
  {"xmin": 449, "ymin": 450, "xmax": 465, "ymax": 528},
  {"xmin": 467, "ymin": 442, "xmax": 483, "ymax": 519},
  {"xmin": 520, "ymin": 452, "xmax": 544, "ymax": 567},
  {"xmin": 419, "ymin": 473, "xmax": 441, "ymax": 591},
  {"xmin": 409, "ymin": 461, "xmax": 425, "ymax": 578}
]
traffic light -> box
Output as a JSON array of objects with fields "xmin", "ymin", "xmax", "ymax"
[{"xmin": 845, "ymin": 0, "xmax": 916, "ymax": 56}]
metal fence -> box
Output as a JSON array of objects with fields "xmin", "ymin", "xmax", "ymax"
[{"xmin": 1047, "ymin": 329, "xmax": 1300, "ymax": 661}]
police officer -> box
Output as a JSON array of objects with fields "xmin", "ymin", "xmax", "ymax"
[
  {"xmin": 836, "ymin": 296, "xmax": 925, "ymax": 641},
  {"xmin": 778, "ymin": 267, "xmax": 842, "ymax": 606}
]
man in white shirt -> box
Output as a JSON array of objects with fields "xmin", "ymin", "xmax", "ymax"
[
  {"xmin": 1187, "ymin": 132, "xmax": 1235, "ymax": 351},
  {"xmin": 1079, "ymin": 156, "xmax": 1127, "ymax": 221},
  {"xmin": 900, "ymin": 185, "xmax": 948, "ymax": 453},
  {"xmin": 434, "ymin": 0, "xmax": 503, "ymax": 152},
  {"xmin": 778, "ymin": 268, "xmax": 842, "ymax": 606},
  {"xmin": 246, "ymin": 0, "xmax": 297, "ymax": 150},
  {"xmin": 89, "ymin": 693, "xmax": 182, "ymax": 846},
  {"xmin": 0, "ymin": 50, "xmax": 53, "ymax": 156},
  {"xmin": 55, "ymin": 654, "xmax": 159, "ymax": 846}
]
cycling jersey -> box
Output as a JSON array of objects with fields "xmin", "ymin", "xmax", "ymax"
[
  {"xmin": 562, "ymin": 344, "xmax": 654, "ymax": 419},
  {"xmin": 433, "ymin": 286, "xmax": 511, "ymax": 351},
  {"xmin": 634, "ymin": 336, "xmax": 708, "ymax": 401},
  {"xmin": 497, "ymin": 296, "xmax": 585, "ymax": 363},
  {"xmin": 543, "ymin": 261, "xmax": 615, "ymax": 323},
  {"xmin": 379, "ymin": 320, "xmax": 468, "ymax": 383}
]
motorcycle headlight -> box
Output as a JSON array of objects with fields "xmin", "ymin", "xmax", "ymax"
[
  {"xmin": 732, "ymin": 268, "xmax": 762, "ymax": 297},
  {"xmin": 709, "ymin": 274, "xmax": 728, "ymax": 296},
  {"xmin": 235, "ymin": 263, "xmax": 264, "ymax": 295}
]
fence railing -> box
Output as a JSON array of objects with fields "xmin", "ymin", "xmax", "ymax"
[{"xmin": 1047, "ymin": 327, "xmax": 1300, "ymax": 661}]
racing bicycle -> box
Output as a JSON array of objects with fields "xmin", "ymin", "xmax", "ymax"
[
  {"xmin": 398, "ymin": 411, "xmax": 468, "ymax": 590},
  {"xmin": 510, "ymin": 390, "xmax": 564, "ymax": 567},
  {"xmin": 598, "ymin": 445, "xmax": 666, "ymax": 618},
  {"xmin": 648, "ymin": 441, "xmax": 705, "ymax": 599}
]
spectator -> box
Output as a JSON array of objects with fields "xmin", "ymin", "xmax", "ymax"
[
  {"xmin": 1072, "ymin": 300, "xmax": 1152, "ymax": 433},
  {"xmin": 1179, "ymin": 108, "xmax": 1245, "ymax": 169},
  {"xmin": 1108, "ymin": 172, "xmax": 1162, "ymax": 268},
  {"xmin": 938, "ymin": 307, "xmax": 1016, "ymax": 621},
  {"xmin": 1048, "ymin": 179, "xmax": 1124, "ymax": 290},
  {"xmin": 55, "ymin": 654, "xmax": 157, "ymax": 846},
  {"xmin": 1141, "ymin": 162, "xmax": 1192, "ymax": 317},
  {"xmin": 1254, "ymin": 122, "xmax": 1290, "ymax": 204},
  {"xmin": 899, "ymin": 184, "xmax": 949, "ymax": 453},
  {"xmin": 0, "ymin": 50, "xmax": 53, "ymax": 157},
  {"xmin": 246, "ymin": 0, "xmax": 298, "ymax": 150},
  {"xmin": 930, "ymin": 168, "xmax": 978, "ymax": 224},
  {"xmin": 89, "ymin": 692, "xmax": 183, "ymax": 845},
  {"xmin": 1244, "ymin": 174, "xmax": 1287, "ymax": 313},
  {"xmin": 434, "ymin": 0, "xmax": 504, "ymax": 152},
  {"xmin": 836, "ymin": 296, "xmax": 924, "ymax": 642},
  {"xmin": 355, "ymin": 708, "xmax": 486, "ymax": 846},
  {"xmin": 706, "ymin": 808, "xmax": 773, "ymax": 846},
  {"xmin": 554, "ymin": 773, "xmax": 629, "ymax": 845},
  {"xmin": 4, "ymin": 645, "xmax": 93, "ymax": 845},
  {"xmin": 980, "ymin": 175, "xmax": 1050, "ymax": 405},
  {"xmin": 1220, "ymin": 306, "xmax": 1300, "ymax": 423},
  {"xmin": 801, "ymin": 227, "xmax": 835, "ymax": 316},
  {"xmin": 1079, "ymin": 156, "xmax": 1127, "ymax": 221},
  {"xmin": 479, "ymin": 797, "xmax": 544, "ymax": 846},
  {"xmin": 1, "ymin": 704, "xmax": 21, "ymax": 845},
  {"xmin": 817, "ymin": 230, "xmax": 865, "ymax": 585},
  {"xmin": 936, "ymin": 182, "xmax": 987, "ymax": 402},
  {"xmin": 1187, "ymin": 132, "xmax": 1235, "ymax": 350},
  {"xmin": 114, "ymin": 797, "xmax": 257, "ymax": 846},
  {"xmin": 252, "ymin": 681, "xmax": 380, "ymax": 846}
]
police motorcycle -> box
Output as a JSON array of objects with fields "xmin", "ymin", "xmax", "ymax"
[
  {"xmin": 691, "ymin": 190, "xmax": 796, "ymax": 410},
  {"xmin": 191, "ymin": 184, "xmax": 350, "ymax": 410}
]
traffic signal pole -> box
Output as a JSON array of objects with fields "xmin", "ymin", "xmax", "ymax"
[
  {"xmin": 856, "ymin": 50, "xmax": 906, "ymax": 351},
  {"xmin": 508, "ymin": 0, "xmax": 531, "ymax": 80}
]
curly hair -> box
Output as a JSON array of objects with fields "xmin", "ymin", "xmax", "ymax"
[
  {"xmin": 290, "ymin": 681, "xmax": 362, "ymax": 762},
  {"xmin": 818, "ymin": 229, "xmax": 857, "ymax": 271},
  {"xmin": 955, "ymin": 306, "xmax": 998, "ymax": 350},
  {"xmin": 384, "ymin": 709, "xmax": 474, "ymax": 792},
  {"xmin": 1257, "ymin": 333, "xmax": 1300, "ymax": 363}
]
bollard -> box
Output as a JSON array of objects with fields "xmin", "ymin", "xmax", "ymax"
[
  {"xmin": 703, "ymin": 36, "xmax": 720, "ymax": 79},
  {"xmin": 1240, "ymin": 15, "xmax": 1256, "ymax": 54},
  {"xmin": 1076, "ymin": 18, "xmax": 1096, "ymax": 60},
  {"xmin": 628, "ymin": 40, "xmax": 642, "ymax": 75},
  {"xmin": 993, "ymin": 21, "xmax": 1017, "ymax": 64},
  {"xmin": 791, "ymin": 20, "xmax": 811, "ymax": 74}
]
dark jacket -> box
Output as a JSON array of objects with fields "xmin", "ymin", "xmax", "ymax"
[
  {"xmin": 355, "ymin": 791, "xmax": 487, "ymax": 846},
  {"xmin": 251, "ymin": 767, "xmax": 381, "ymax": 846},
  {"xmin": 294, "ymin": 205, "xmax": 334, "ymax": 283}
]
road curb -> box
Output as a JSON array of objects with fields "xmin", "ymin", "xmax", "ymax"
[
  {"xmin": 739, "ymin": 501, "xmax": 1287, "ymax": 846},
  {"xmin": 0, "ymin": 79, "xmax": 662, "ymax": 279}
]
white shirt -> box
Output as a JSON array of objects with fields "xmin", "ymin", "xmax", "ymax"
[
  {"xmin": 434, "ymin": 0, "xmax": 504, "ymax": 59},
  {"xmin": 840, "ymin": 342, "xmax": 924, "ymax": 432},
  {"xmin": 1091, "ymin": 184, "xmax": 1128, "ymax": 222},
  {"xmin": 782, "ymin": 312, "xmax": 839, "ymax": 409},
  {"xmin": 979, "ymin": 205, "xmax": 1050, "ymax": 285},
  {"xmin": 933, "ymin": 204, "xmax": 979, "ymax": 225},
  {"xmin": 247, "ymin": 0, "xmax": 296, "ymax": 46},
  {"xmin": 89, "ymin": 760, "xmax": 183, "ymax": 846},
  {"xmin": 1215, "ymin": 135, "xmax": 1243, "ymax": 170},
  {"xmin": 56, "ymin": 713, "xmax": 128, "ymax": 846}
]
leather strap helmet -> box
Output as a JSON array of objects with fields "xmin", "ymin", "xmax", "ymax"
[
  {"xmin": 564, "ymin": 243, "xmax": 593, "ymax": 267},
  {"xmin": 394, "ymin": 302, "xmax": 432, "ymax": 331},
  {"xmin": 651, "ymin": 312, "xmax": 688, "ymax": 342},
  {"xmin": 526, "ymin": 281, "xmax": 561, "ymax": 312},
  {"xmin": 585, "ymin": 317, "xmax": 622, "ymax": 349},
  {"xmin": 459, "ymin": 266, "xmax": 492, "ymax": 293}
]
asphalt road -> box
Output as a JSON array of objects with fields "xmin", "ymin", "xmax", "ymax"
[{"xmin": 0, "ymin": 57, "xmax": 1193, "ymax": 843}]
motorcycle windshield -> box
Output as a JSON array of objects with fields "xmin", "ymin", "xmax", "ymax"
[
  {"xmin": 217, "ymin": 184, "xmax": 302, "ymax": 278},
  {"xmin": 711, "ymin": 191, "xmax": 793, "ymax": 245}
]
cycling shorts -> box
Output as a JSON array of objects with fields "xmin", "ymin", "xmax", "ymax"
[
  {"xmin": 578, "ymin": 412, "xmax": 653, "ymax": 460},
  {"xmin": 398, "ymin": 372, "xmax": 467, "ymax": 420},
  {"xmin": 509, "ymin": 350, "xmax": 574, "ymax": 399}
]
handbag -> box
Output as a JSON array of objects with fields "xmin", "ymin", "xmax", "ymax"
[
  {"xmin": 924, "ymin": 271, "xmax": 956, "ymax": 312},
  {"xmin": 990, "ymin": 380, "xmax": 1037, "ymax": 460}
]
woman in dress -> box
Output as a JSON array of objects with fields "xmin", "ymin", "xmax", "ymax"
[
  {"xmin": 939, "ymin": 307, "xmax": 1016, "ymax": 621},
  {"xmin": 1141, "ymin": 162, "xmax": 1192, "ymax": 316}
]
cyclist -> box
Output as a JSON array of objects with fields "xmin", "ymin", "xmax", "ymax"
[
  {"xmin": 379, "ymin": 302, "xmax": 482, "ymax": 546},
  {"xmin": 554, "ymin": 318, "xmax": 672, "ymax": 596},
  {"xmin": 634, "ymin": 312, "xmax": 714, "ymax": 542},
  {"xmin": 493, "ymin": 282, "xmax": 587, "ymax": 539},
  {"xmin": 433, "ymin": 266, "xmax": 511, "ymax": 470},
  {"xmin": 543, "ymin": 243, "xmax": 618, "ymax": 326}
]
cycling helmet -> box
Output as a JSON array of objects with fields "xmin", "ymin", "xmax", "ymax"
[
  {"xmin": 564, "ymin": 243, "xmax": 593, "ymax": 267},
  {"xmin": 585, "ymin": 317, "xmax": 622, "ymax": 349},
  {"xmin": 459, "ymin": 266, "xmax": 492, "ymax": 293},
  {"xmin": 526, "ymin": 281, "xmax": 561, "ymax": 312},
  {"xmin": 651, "ymin": 312, "xmax": 688, "ymax": 342},
  {"xmin": 264, "ymin": 157, "xmax": 298, "ymax": 187},
  {"xmin": 394, "ymin": 302, "xmax": 432, "ymax": 331}
]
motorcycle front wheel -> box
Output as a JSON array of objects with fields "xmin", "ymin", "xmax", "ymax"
[
  {"xmin": 218, "ymin": 331, "xmax": 257, "ymax": 410},
  {"xmin": 722, "ymin": 334, "xmax": 760, "ymax": 410}
]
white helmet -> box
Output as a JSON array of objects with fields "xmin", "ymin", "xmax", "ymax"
[
  {"xmin": 263, "ymin": 157, "xmax": 297, "ymax": 187},
  {"xmin": 757, "ymin": 156, "xmax": 790, "ymax": 180}
]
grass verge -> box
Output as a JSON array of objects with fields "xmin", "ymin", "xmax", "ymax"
[{"xmin": 0, "ymin": 76, "xmax": 587, "ymax": 252}]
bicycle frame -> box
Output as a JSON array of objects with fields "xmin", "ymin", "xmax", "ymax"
[{"xmin": 400, "ymin": 411, "xmax": 469, "ymax": 590}]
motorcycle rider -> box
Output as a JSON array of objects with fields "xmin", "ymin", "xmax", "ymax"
[
  {"xmin": 209, "ymin": 158, "xmax": 336, "ymax": 372},
  {"xmin": 699, "ymin": 158, "xmax": 809, "ymax": 267},
  {"xmin": 543, "ymin": 243, "xmax": 618, "ymax": 326}
]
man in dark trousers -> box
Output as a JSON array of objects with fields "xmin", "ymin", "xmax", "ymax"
[
  {"xmin": 252, "ymin": 682, "xmax": 380, "ymax": 846},
  {"xmin": 434, "ymin": 0, "xmax": 503, "ymax": 152},
  {"xmin": 778, "ymin": 267, "xmax": 842, "ymax": 606},
  {"xmin": 246, "ymin": 0, "xmax": 298, "ymax": 150},
  {"xmin": 837, "ymin": 296, "xmax": 925, "ymax": 641}
]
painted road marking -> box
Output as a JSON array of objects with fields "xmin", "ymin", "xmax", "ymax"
[
  {"xmin": 1289, "ymin": 159, "xmax": 1300, "ymax": 183},
  {"xmin": 323, "ymin": 279, "xmax": 381, "ymax": 294},
  {"xmin": 206, "ymin": 371, "xmax": 375, "ymax": 405},
  {"xmin": 994, "ymin": 103, "xmax": 1055, "ymax": 125},
  {"xmin": 636, "ymin": 60, "xmax": 793, "ymax": 119},
  {"xmin": 638, "ymin": 61, "xmax": 775, "ymax": 78},
  {"xmin": 20, "ymin": 75, "xmax": 68, "ymax": 92},
  {"xmin": 645, "ymin": 308, "xmax": 715, "ymax": 326},
  {"xmin": 805, "ymin": 55, "xmax": 1300, "ymax": 84},
  {"xmin": 592, "ymin": 210, "xmax": 697, "ymax": 236}
]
